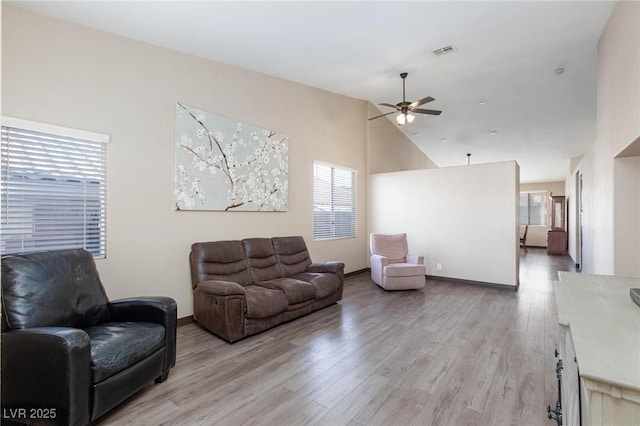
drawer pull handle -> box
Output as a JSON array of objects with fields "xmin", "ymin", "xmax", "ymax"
[
  {"xmin": 547, "ymin": 402, "xmax": 562, "ymax": 425},
  {"xmin": 546, "ymin": 359, "xmax": 563, "ymax": 425}
]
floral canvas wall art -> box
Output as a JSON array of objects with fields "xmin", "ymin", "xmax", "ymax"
[{"xmin": 175, "ymin": 103, "xmax": 289, "ymax": 211}]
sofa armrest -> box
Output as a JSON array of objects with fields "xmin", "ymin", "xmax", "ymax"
[
  {"xmin": 406, "ymin": 254, "xmax": 424, "ymax": 265},
  {"xmin": 193, "ymin": 281, "xmax": 246, "ymax": 343},
  {"xmin": 307, "ymin": 261, "xmax": 345, "ymax": 274},
  {"xmin": 196, "ymin": 280, "xmax": 246, "ymax": 296},
  {"xmin": 1, "ymin": 327, "xmax": 91, "ymax": 426},
  {"xmin": 108, "ymin": 297, "xmax": 177, "ymax": 372}
]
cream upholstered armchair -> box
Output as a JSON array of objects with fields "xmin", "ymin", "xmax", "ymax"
[{"xmin": 369, "ymin": 233, "xmax": 426, "ymax": 290}]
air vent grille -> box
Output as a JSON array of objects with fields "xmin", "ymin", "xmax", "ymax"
[{"xmin": 433, "ymin": 45, "xmax": 457, "ymax": 56}]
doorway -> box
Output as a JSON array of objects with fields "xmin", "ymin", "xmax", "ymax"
[{"xmin": 577, "ymin": 171, "xmax": 583, "ymax": 272}]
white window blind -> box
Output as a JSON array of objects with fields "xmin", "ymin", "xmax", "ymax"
[
  {"xmin": 1, "ymin": 119, "xmax": 108, "ymax": 257},
  {"xmin": 519, "ymin": 191, "xmax": 548, "ymax": 226},
  {"xmin": 313, "ymin": 161, "xmax": 356, "ymax": 240}
]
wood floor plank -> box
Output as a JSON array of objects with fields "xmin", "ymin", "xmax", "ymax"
[
  {"xmin": 460, "ymin": 344, "xmax": 503, "ymax": 412},
  {"xmin": 313, "ymin": 373, "xmax": 390, "ymax": 425},
  {"xmin": 95, "ymin": 248, "xmax": 574, "ymax": 426}
]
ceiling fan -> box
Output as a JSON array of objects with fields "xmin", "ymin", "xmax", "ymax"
[{"xmin": 368, "ymin": 72, "xmax": 442, "ymax": 125}]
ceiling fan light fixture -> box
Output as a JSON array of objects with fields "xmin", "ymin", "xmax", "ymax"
[{"xmin": 369, "ymin": 73, "xmax": 442, "ymax": 122}]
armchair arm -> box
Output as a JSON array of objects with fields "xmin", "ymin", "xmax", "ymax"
[
  {"xmin": 307, "ymin": 261, "xmax": 345, "ymax": 274},
  {"xmin": 108, "ymin": 297, "xmax": 177, "ymax": 372},
  {"xmin": 406, "ymin": 254, "xmax": 425, "ymax": 265},
  {"xmin": 1, "ymin": 327, "xmax": 91, "ymax": 426},
  {"xmin": 370, "ymin": 254, "xmax": 389, "ymax": 286},
  {"xmin": 370, "ymin": 254, "xmax": 390, "ymax": 267}
]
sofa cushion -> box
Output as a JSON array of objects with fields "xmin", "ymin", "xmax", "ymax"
[
  {"xmin": 86, "ymin": 322, "xmax": 165, "ymax": 383},
  {"xmin": 244, "ymin": 285, "xmax": 289, "ymax": 319},
  {"xmin": 243, "ymin": 238, "xmax": 282, "ymax": 282},
  {"xmin": 1, "ymin": 249, "xmax": 110, "ymax": 331},
  {"xmin": 384, "ymin": 263, "xmax": 426, "ymax": 277},
  {"xmin": 272, "ymin": 236, "xmax": 313, "ymax": 276},
  {"xmin": 292, "ymin": 272, "xmax": 341, "ymax": 299},
  {"xmin": 256, "ymin": 278, "xmax": 315, "ymax": 305},
  {"xmin": 190, "ymin": 241, "xmax": 252, "ymax": 287}
]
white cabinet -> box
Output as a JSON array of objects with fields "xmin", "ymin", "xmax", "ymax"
[
  {"xmin": 558, "ymin": 324, "xmax": 580, "ymax": 426},
  {"xmin": 554, "ymin": 272, "xmax": 640, "ymax": 426}
]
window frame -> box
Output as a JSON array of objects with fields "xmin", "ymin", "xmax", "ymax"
[
  {"xmin": 1, "ymin": 116, "xmax": 110, "ymax": 258},
  {"xmin": 313, "ymin": 160, "xmax": 357, "ymax": 241}
]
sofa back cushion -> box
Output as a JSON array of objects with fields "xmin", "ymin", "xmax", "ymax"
[
  {"xmin": 272, "ymin": 236, "xmax": 312, "ymax": 276},
  {"xmin": 190, "ymin": 241, "xmax": 252, "ymax": 287},
  {"xmin": 242, "ymin": 238, "xmax": 282, "ymax": 282},
  {"xmin": 1, "ymin": 249, "xmax": 110, "ymax": 331}
]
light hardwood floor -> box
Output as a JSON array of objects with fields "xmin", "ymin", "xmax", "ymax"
[{"xmin": 97, "ymin": 248, "xmax": 574, "ymax": 426}]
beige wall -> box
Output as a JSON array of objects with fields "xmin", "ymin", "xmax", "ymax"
[
  {"xmin": 2, "ymin": 6, "xmax": 373, "ymax": 317},
  {"xmin": 368, "ymin": 161, "xmax": 519, "ymax": 287},
  {"xmin": 367, "ymin": 103, "xmax": 438, "ymax": 173},
  {"xmin": 519, "ymin": 181, "xmax": 565, "ymax": 247},
  {"xmin": 570, "ymin": 2, "xmax": 640, "ymax": 276}
]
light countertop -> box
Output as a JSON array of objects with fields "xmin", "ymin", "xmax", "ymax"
[{"xmin": 555, "ymin": 271, "xmax": 640, "ymax": 392}]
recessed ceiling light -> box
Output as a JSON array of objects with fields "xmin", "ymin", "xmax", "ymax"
[
  {"xmin": 555, "ymin": 67, "xmax": 565, "ymax": 75},
  {"xmin": 489, "ymin": 130, "xmax": 498, "ymax": 136},
  {"xmin": 440, "ymin": 137, "xmax": 448, "ymax": 142},
  {"xmin": 479, "ymin": 99, "xmax": 488, "ymax": 105}
]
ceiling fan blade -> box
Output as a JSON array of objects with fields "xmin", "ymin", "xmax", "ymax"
[
  {"xmin": 379, "ymin": 103, "xmax": 400, "ymax": 110},
  {"xmin": 412, "ymin": 108, "xmax": 442, "ymax": 116},
  {"xmin": 368, "ymin": 111, "xmax": 397, "ymax": 121},
  {"xmin": 409, "ymin": 96, "xmax": 435, "ymax": 108}
]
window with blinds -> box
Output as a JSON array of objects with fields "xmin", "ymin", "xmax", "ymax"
[
  {"xmin": 313, "ymin": 161, "xmax": 356, "ymax": 240},
  {"xmin": 519, "ymin": 191, "xmax": 548, "ymax": 226},
  {"xmin": 1, "ymin": 118, "xmax": 108, "ymax": 257}
]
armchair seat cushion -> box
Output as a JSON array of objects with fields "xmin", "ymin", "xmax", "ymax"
[
  {"xmin": 384, "ymin": 263, "xmax": 426, "ymax": 277},
  {"xmin": 292, "ymin": 272, "xmax": 341, "ymax": 299},
  {"xmin": 256, "ymin": 278, "xmax": 315, "ymax": 305},
  {"xmin": 244, "ymin": 286, "xmax": 289, "ymax": 319},
  {"xmin": 86, "ymin": 322, "xmax": 165, "ymax": 383}
]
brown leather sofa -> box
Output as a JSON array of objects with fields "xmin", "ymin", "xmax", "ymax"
[{"xmin": 190, "ymin": 236, "xmax": 344, "ymax": 342}]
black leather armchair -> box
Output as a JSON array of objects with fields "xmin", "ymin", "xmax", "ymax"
[{"xmin": 1, "ymin": 249, "xmax": 177, "ymax": 425}]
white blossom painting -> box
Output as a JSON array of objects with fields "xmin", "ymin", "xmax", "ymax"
[{"xmin": 175, "ymin": 103, "xmax": 289, "ymax": 211}]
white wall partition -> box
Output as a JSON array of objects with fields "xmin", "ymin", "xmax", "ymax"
[{"xmin": 368, "ymin": 161, "xmax": 519, "ymax": 288}]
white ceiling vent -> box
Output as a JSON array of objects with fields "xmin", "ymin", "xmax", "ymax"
[{"xmin": 433, "ymin": 45, "xmax": 457, "ymax": 56}]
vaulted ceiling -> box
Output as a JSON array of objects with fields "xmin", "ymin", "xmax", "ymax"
[{"xmin": 9, "ymin": 1, "xmax": 616, "ymax": 182}]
